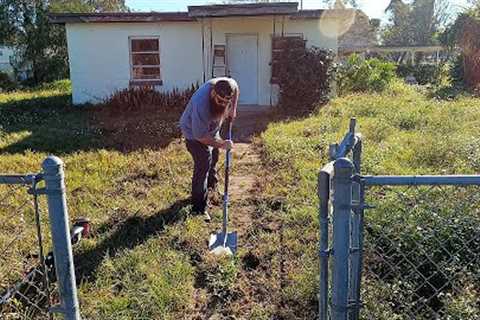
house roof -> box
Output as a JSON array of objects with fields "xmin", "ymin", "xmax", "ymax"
[
  {"xmin": 290, "ymin": 9, "xmax": 355, "ymax": 19},
  {"xmin": 49, "ymin": 2, "xmax": 353, "ymax": 24},
  {"xmin": 49, "ymin": 12, "xmax": 194, "ymax": 24},
  {"xmin": 187, "ymin": 2, "xmax": 298, "ymax": 18}
]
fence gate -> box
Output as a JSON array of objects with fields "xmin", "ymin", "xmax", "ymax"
[
  {"xmin": 0, "ymin": 156, "xmax": 81, "ymax": 320},
  {"xmin": 319, "ymin": 119, "xmax": 480, "ymax": 320}
]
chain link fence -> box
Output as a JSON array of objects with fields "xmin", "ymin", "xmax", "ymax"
[
  {"xmin": 362, "ymin": 184, "xmax": 480, "ymax": 319},
  {"xmin": 0, "ymin": 157, "xmax": 81, "ymax": 320},
  {"xmin": 318, "ymin": 119, "xmax": 480, "ymax": 320},
  {"xmin": 0, "ymin": 176, "xmax": 55, "ymax": 319}
]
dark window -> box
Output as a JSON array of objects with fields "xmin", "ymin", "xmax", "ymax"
[{"xmin": 130, "ymin": 38, "xmax": 161, "ymax": 81}]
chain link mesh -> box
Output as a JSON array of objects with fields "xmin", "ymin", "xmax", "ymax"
[
  {"xmin": 361, "ymin": 185, "xmax": 480, "ymax": 319},
  {"xmin": 0, "ymin": 181, "xmax": 58, "ymax": 320}
]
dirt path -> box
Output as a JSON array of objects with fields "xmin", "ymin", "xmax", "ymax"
[
  {"xmin": 229, "ymin": 108, "xmax": 274, "ymax": 238},
  {"xmin": 228, "ymin": 143, "xmax": 258, "ymax": 236},
  {"xmin": 225, "ymin": 110, "xmax": 285, "ymax": 318},
  {"xmin": 190, "ymin": 108, "xmax": 287, "ymax": 319}
]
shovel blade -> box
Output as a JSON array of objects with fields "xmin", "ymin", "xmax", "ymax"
[{"xmin": 209, "ymin": 231, "xmax": 238, "ymax": 256}]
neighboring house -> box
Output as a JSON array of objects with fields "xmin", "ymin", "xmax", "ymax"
[
  {"xmin": 338, "ymin": 11, "xmax": 378, "ymax": 55},
  {"xmin": 0, "ymin": 45, "xmax": 15, "ymax": 76},
  {"xmin": 51, "ymin": 2, "xmax": 358, "ymax": 107},
  {"xmin": 332, "ymin": 0, "xmax": 378, "ymax": 54},
  {"xmin": 0, "ymin": 45, "xmax": 31, "ymax": 81}
]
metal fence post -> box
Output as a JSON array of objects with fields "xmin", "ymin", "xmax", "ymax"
[
  {"xmin": 349, "ymin": 139, "xmax": 363, "ymax": 320},
  {"xmin": 42, "ymin": 156, "xmax": 81, "ymax": 320},
  {"xmin": 331, "ymin": 158, "xmax": 354, "ymax": 320},
  {"xmin": 318, "ymin": 166, "xmax": 332, "ymax": 320}
]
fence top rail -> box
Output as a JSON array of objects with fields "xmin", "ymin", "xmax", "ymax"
[
  {"xmin": 0, "ymin": 174, "xmax": 39, "ymax": 185},
  {"xmin": 329, "ymin": 118, "xmax": 362, "ymax": 160},
  {"xmin": 362, "ymin": 175, "xmax": 480, "ymax": 186}
]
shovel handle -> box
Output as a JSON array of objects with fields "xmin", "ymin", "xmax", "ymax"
[
  {"xmin": 224, "ymin": 119, "xmax": 232, "ymax": 197},
  {"xmin": 227, "ymin": 119, "xmax": 233, "ymax": 141},
  {"xmin": 223, "ymin": 119, "xmax": 233, "ymax": 236}
]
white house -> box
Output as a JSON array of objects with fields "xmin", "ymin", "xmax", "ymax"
[
  {"xmin": 51, "ymin": 2, "xmax": 359, "ymax": 107},
  {"xmin": 0, "ymin": 45, "xmax": 15, "ymax": 76}
]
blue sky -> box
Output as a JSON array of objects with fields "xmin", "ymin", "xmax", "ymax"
[{"xmin": 125, "ymin": 0, "xmax": 472, "ymax": 19}]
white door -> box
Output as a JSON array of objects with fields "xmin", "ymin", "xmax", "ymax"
[{"xmin": 227, "ymin": 34, "xmax": 258, "ymax": 105}]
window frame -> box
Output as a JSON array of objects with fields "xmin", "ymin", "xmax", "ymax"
[{"xmin": 128, "ymin": 36, "xmax": 162, "ymax": 86}]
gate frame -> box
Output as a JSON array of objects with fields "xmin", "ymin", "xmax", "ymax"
[
  {"xmin": 318, "ymin": 119, "xmax": 480, "ymax": 320},
  {"xmin": 0, "ymin": 156, "xmax": 81, "ymax": 320}
]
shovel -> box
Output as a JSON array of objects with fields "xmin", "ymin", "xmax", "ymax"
[{"xmin": 209, "ymin": 119, "xmax": 238, "ymax": 256}]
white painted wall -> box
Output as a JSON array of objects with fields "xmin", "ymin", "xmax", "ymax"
[
  {"xmin": 202, "ymin": 15, "xmax": 338, "ymax": 106},
  {"xmin": 66, "ymin": 22, "xmax": 203, "ymax": 104},
  {"xmin": 0, "ymin": 46, "xmax": 15, "ymax": 75},
  {"xmin": 205, "ymin": 16, "xmax": 274, "ymax": 106},
  {"xmin": 65, "ymin": 15, "xmax": 338, "ymax": 105}
]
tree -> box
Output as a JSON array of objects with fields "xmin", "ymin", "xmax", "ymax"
[
  {"xmin": 382, "ymin": 0, "xmax": 451, "ymax": 47},
  {"xmin": 322, "ymin": 0, "xmax": 359, "ymax": 8},
  {"xmin": 49, "ymin": 0, "xmax": 128, "ymax": 13},
  {"xmin": 0, "ymin": 0, "xmax": 128, "ymax": 85}
]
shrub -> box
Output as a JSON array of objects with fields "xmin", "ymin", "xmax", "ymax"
[
  {"xmin": 36, "ymin": 79, "xmax": 72, "ymax": 92},
  {"xmin": 0, "ymin": 72, "xmax": 16, "ymax": 92},
  {"xmin": 102, "ymin": 84, "xmax": 199, "ymax": 114},
  {"xmin": 93, "ymin": 84, "xmax": 199, "ymax": 151},
  {"xmin": 337, "ymin": 54, "xmax": 397, "ymax": 95},
  {"xmin": 276, "ymin": 46, "xmax": 335, "ymax": 112},
  {"xmin": 396, "ymin": 63, "xmax": 450, "ymax": 86}
]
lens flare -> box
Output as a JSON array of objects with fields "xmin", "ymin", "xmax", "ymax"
[{"xmin": 318, "ymin": 8, "xmax": 357, "ymax": 38}]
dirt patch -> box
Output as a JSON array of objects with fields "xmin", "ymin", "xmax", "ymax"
[
  {"xmin": 91, "ymin": 106, "xmax": 183, "ymax": 152},
  {"xmin": 198, "ymin": 110, "xmax": 291, "ymax": 319}
]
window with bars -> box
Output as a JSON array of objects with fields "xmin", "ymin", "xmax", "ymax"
[{"xmin": 129, "ymin": 37, "xmax": 162, "ymax": 84}]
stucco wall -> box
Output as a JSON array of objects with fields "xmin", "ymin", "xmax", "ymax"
[
  {"xmin": 204, "ymin": 16, "xmax": 337, "ymax": 106},
  {"xmin": 66, "ymin": 16, "xmax": 338, "ymax": 105},
  {"xmin": 66, "ymin": 22, "xmax": 203, "ymax": 104}
]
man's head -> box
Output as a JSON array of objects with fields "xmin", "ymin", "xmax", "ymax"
[{"xmin": 210, "ymin": 80, "xmax": 234, "ymax": 117}]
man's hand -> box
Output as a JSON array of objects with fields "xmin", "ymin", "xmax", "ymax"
[{"xmin": 197, "ymin": 136, "xmax": 234, "ymax": 150}]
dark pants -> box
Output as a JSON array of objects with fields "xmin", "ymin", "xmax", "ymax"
[{"xmin": 185, "ymin": 139, "xmax": 219, "ymax": 213}]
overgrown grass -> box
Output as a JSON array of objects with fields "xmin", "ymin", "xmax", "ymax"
[
  {"xmin": 0, "ymin": 80, "xmax": 207, "ymax": 318},
  {"xmin": 261, "ymin": 80, "xmax": 480, "ymax": 318},
  {"xmin": 1, "ymin": 79, "xmax": 479, "ymax": 319}
]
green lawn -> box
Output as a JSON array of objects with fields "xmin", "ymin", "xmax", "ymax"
[
  {"xmin": 1, "ymin": 80, "xmax": 479, "ymax": 319},
  {"xmin": 0, "ymin": 81, "xmax": 198, "ymax": 319}
]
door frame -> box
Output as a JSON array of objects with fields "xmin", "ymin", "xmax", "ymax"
[{"xmin": 225, "ymin": 33, "xmax": 259, "ymax": 105}]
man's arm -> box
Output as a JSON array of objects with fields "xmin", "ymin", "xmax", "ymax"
[{"xmin": 228, "ymin": 82, "xmax": 240, "ymax": 120}]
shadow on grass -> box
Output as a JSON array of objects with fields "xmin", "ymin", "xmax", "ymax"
[
  {"xmin": 229, "ymin": 105, "xmax": 324, "ymax": 144},
  {"xmin": 0, "ymin": 87, "xmax": 324, "ymax": 154},
  {"xmin": 91, "ymin": 106, "xmax": 184, "ymax": 153},
  {"xmin": 0, "ymin": 93, "xmax": 105, "ymax": 154},
  {"xmin": 74, "ymin": 198, "xmax": 191, "ymax": 282},
  {"xmin": 0, "ymin": 92, "xmax": 184, "ymax": 154}
]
